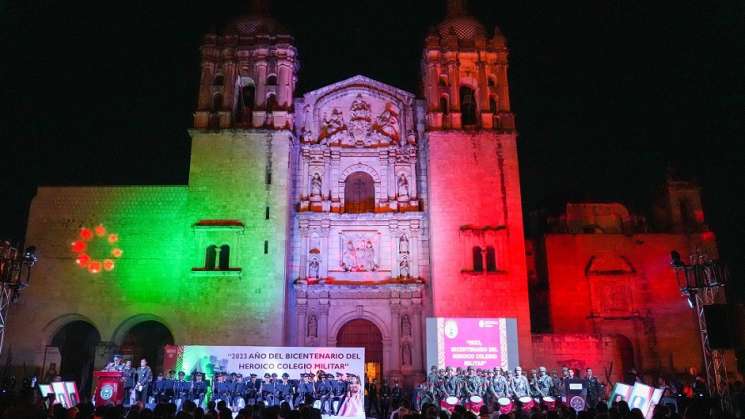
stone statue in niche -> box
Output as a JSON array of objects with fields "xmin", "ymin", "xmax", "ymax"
[
  {"xmin": 401, "ymin": 342, "xmax": 412, "ymax": 366},
  {"xmin": 399, "ymin": 234, "xmax": 409, "ymax": 254},
  {"xmin": 307, "ymin": 314, "xmax": 318, "ymax": 338},
  {"xmin": 399, "ymin": 255, "xmax": 410, "ymax": 278},
  {"xmin": 308, "ymin": 255, "xmax": 320, "ymax": 279},
  {"xmin": 401, "ymin": 314, "xmax": 412, "ymax": 337},
  {"xmin": 310, "ymin": 173, "xmax": 323, "ymax": 199},
  {"xmin": 397, "ymin": 174, "xmax": 409, "ymax": 198}
]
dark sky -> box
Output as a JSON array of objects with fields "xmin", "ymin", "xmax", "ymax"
[{"xmin": 1, "ymin": 0, "xmax": 743, "ymax": 293}]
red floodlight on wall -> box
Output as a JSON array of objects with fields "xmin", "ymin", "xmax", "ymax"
[{"xmin": 71, "ymin": 225, "xmax": 123, "ymax": 274}]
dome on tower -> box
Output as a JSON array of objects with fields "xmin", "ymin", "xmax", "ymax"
[
  {"xmin": 226, "ymin": 14, "xmax": 288, "ymax": 36},
  {"xmin": 224, "ymin": 0, "xmax": 289, "ymax": 36},
  {"xmin": 437, "ymin": 14, "xmax": 486, "ymax": 40}
]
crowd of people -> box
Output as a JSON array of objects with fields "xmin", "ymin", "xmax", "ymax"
[{"xmin": 0, "ymin": 358, "xmax": 742, "ymax": 419}]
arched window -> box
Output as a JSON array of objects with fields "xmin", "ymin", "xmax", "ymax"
[
  {"xmin": 218, "ymin": 245, "xmax": 230, "ymax": 270},
  {"xmin": 488, "ymin": 76, "xmax": 496, "ymax": 87},
  {"xmin": 212, "ymin": 94, "xmax": 223, "ymax": 112},
  {"xmin": 460, "ymin": 86, "xmax": 477, "ymax": 125},
  {"xmin": 266, "ymin": 75, "xmax": 277, "ymax": 86},
  {"xmin": 439, "ymin": 97, "xmax": 449, "ymax": 115},
  {"xmin": 438, "ymin": 77, "xmax": 447, "ymax": 88},
  {"xmin": 344, "ymin": 172, "xmax": 375, "ymax": 214},
  {"xmin": 486, "ymin": 246, "xmax": 497, "ymax": 272},
  {"xmin": 205, "ymin": 245, "xmax": 217, "ymax": 270},
  {"xmin": 266, "ymin": 94, "xmax": 278, "ymax": 113},
  {"xmin": 489, "ymin": 96, "xmax": 497, "ymax": 114},
  {"xmin": 213, "ymin": 75, "xmax": 224, "ymax": 86},
  {"xmin": 472, "ymin": 246, "xmax": 483, "ymax": 272}
]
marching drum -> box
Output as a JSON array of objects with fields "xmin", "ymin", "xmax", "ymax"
[
  {"xmin": 519, "ymin": 396, "xmax": 535, "ymax": 411},
  {"xmin": 467, "ymin": 395, "xmax": 484, "ymax": 414},
  {"xmin": 498, "ymin": 397, "xmax": 513, "ymax": 414},
  {"xmin": 440, "ymin": 396, "xmax": 458, "ymax": 413},
  {"xmin": 234, "ymin": 396, "xmax": 246, "ymax": 410},
  {"xmin": 542, "ymin": 396, "xmax": 557, "ymax": 411},
  {"xmin": 313, "ymin": 400, "xmax": 322, "ymax": 410}
]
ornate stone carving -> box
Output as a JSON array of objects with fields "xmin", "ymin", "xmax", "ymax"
[
  {"xmin": 374, "ymin": 103, "xmax": 400, "ymax": 142},
  {"xmin": 307, "ymin": 314, "xmax": 318, "ymax": 337},
  {"xmin": 308, "ymin": 255, "xmax": 320, "ymax": 279},
  {"xmin": 340, "ymin": 233, "xmax": 378, "ymax": 272}
]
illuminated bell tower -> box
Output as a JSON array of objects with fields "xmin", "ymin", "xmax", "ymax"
[
  {"xmin": 193, "ymin": 0, "xmax": 298, "ymax": 130},
  {"xmin": 423, "ymin": 0, "xmax": 532, "ymax": 360},
  {"xmin": 186, "ymin": 0, "xmax": 297, "ymax": 345}
]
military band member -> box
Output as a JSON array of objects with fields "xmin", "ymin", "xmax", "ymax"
[
  {"xmin": 296, "ymin": 373, "xmax": 315, "ymax": 406},
  {"xmin": 510, "ymin": 367, "xmax": 530, "ymax": 399},
  {"xmin": 173, "ymin": 371, "xmax": 190, "ymax": 410},
  {"xmin": 445, "ymin": 368, "xmax": 458, "ymax": 398},
  {"xmin": 192, "ymin": 372, "xmax": 208, "ymax": 407},
  {"xmin": 164, "ymin": 370, "xmax": 177, "ymax": 402},
  {"xmin": 260, "ymin": 373, "xmax": 276, "ymax": 406},
  {"xmin": 276, "ymin": 373, "xmax": 294, "ymax": 407},
  {"xmin": 150, "ymin": 373, "xmax": 166, "ymax": 404},
  {"xmin": 331, "ymin": 372, "xmax": 347, "ymax": 414},
  {"xmin": 318, "ymin": 373, "xmax": 334, "ymax": 414},
  {"xmin": 246, "ymin": 374, "xmax": 260, "ymax": 405},
  {"xmin": 483, "ymin": 369, "xmax": 498, "ymax": 406},
  {"xmin": 214, "ymin": 373, "xmax": 233, "ymax": 405},
  {"xmin": 536, "ymin": 367, "xmax": 553, "ymax": 400},
  {"xmin": 493, "ymin": 368, "xmax": 508, "ymax": 399},
  {"xmin": 460, "ymin": 367, "xmax": 479, "ymax": 405},
  {"xmin": 232, "ymin": 374, "xmax": 247, "ymax": 409}
]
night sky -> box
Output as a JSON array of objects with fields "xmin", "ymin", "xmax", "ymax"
[{"xmin": 1, "ymin": 1, "xmax": 743, "ymax": 295}]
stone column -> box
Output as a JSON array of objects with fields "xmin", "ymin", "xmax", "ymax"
[
  {"xmin": 320, "ymin": 224, "xmax": 330, "ymax": 278},
  {"xmin": 278, "ymin": 64, "xmax": 291, "ymax": 107},
  {"xmin": 300, "ymin": 150, "xmax": 309, "ymax": 200},
  {"xmin": 319, "ymin": 302, "xmax": 330, "ymax": 346},
  {"xmin": 390, "ymin": 305, "xmax": 401, "ymax": 374},
  {"xmin": 412, "ymin": 309, "xmax": 424, "ymax": 373},
  {"xmin": 297, "ymin": 304, "xmax": 308, "ymax": 347}
]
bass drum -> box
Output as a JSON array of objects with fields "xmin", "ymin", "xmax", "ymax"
[
  {"xmin": 519, "ymin": 396, "xmax": 534, "ymax": 411},
  {"xmin": 467, "ymin": 395, "xmax": 483, "ymax": 414},
  {"xmin": 542, "ymin": 396, "xmax": 557, "ymax": 411},
  {"xmin": 439, "ymin": 396, "xmax": 458, "ymax": 413},
  {"xmin": 498, "ymin": 397, "xmax": 513, "ymax": 414}
]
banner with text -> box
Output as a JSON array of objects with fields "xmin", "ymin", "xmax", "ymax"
[
  {"xmin": 165, "ymin": 345, "xmax": 365, "ymax": 382},
  {"xmin": 425, "ymin": 317, "xmax": 519, "ymax": 370}
]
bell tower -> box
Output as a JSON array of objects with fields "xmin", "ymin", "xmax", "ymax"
[
  {"xmin": 193, "ymin": 0, "xmax": 298, "ymax": 130},
  {"xmin": 422, "ymin": 0, "xmax": 514, "ymax": 130},
  {"xmin": 423, "ymin": 0, "xmax": 532, "ymax": 360}
]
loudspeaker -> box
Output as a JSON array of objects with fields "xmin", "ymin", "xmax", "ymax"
[{"xmin": 704, "ymin": 304, "xmax": 734, "ymax": 349}]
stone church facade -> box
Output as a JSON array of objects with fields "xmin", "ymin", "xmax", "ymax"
[{"xmin": 5, "ymin": 0, "xmax": 715, "ymax": 386}]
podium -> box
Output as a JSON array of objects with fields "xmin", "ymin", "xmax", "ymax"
[
  {"xmin": 565, "ymin": 378, "xmax": 588, "ymax": 412},
  {"xmin": 93, "ymin": 371, "xmax": 125, "ymax": 406}
]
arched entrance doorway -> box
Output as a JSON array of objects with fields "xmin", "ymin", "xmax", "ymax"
[
  {"xmin": 337, "ymin": 319, "xmax": 383, "ymax": 381},
  {"xmin": 119, "ymin": 321, "xmax": 174, "ymax": 375},
  {"xmin": 51, "ymin": 321, "xmax": 101, "ymax": 395}
]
